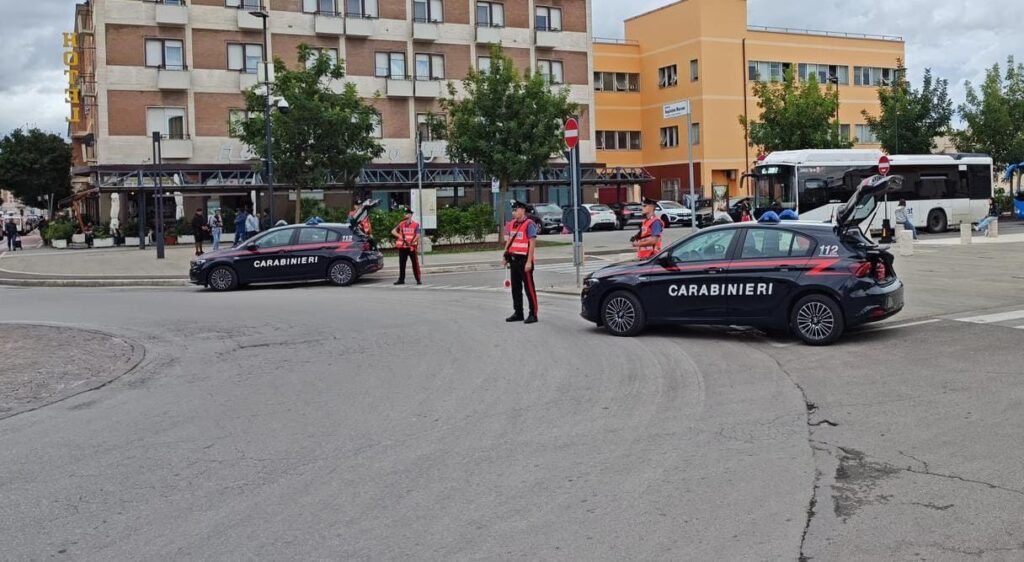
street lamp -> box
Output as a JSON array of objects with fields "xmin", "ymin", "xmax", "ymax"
[{"xmin": 249, "ymin": 7, "xmax": 275, "ymax": 224}]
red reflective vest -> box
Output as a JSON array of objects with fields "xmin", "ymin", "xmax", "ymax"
[
  {"xmin": 636, "ymin": 216, "xmax": 663, "ymax": 260},
  {"xmin": 395, "ymin": 220, "xmax": 419, "ymax": 249},
  {"xmin": 506, "ymin": 219, "xmax": 533, "ymax": 256},
  {"xmin": 360, "ymin": 218, "xmax": 372, "ymax": 234}
]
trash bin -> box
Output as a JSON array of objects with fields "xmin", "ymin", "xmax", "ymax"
[{"xmin": 1014, "ymin": 197, "xmax": 1024, "ymax": 220}]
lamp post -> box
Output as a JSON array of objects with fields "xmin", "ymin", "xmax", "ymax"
[
  {"xmin": 249, "ymin": 7, "xmax": 275, "ymax": 224},
  {"xmin": 151, "ymin": 132, "xmax": 165, "ymax": 259}
]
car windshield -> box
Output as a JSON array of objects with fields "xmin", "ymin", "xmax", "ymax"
[
  {"xmin": 659, "ymin": 201, "xmax": 683, "ymax": 209},
  {"xmin": 535, "ymin": 204, "xmax": 561, "ymax": 213},
  {"xmin": 626, "ymin": 205, "xmax": 643, "ymax": 212},
  {"xmin": 589, "ymin": 205, "xmax": 611, "ymax": 211}
]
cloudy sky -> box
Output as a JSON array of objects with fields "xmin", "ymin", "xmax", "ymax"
[{"xmin": 2, "ymin": 0, "xmax": 1020, "ymax": 138}]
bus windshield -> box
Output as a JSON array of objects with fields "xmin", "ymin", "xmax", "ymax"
[{"xmin": 752, "ymin": 165, "xmax": 797, "ymax": 211}]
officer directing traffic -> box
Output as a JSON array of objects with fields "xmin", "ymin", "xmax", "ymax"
[
  {"xmin": 504, "ymin": 200, "xmax": 539, "ymax": 324},
  {"xmin": 632, "ymin": 197, "xmax": 664, "ymax": 260},
  {"xmin": 391, "ymin": 208, "xmax": 422, "ymax": 285}
]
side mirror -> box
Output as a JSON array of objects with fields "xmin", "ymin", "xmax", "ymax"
[
  {"xmin": 657, "ymin": 254, "xmax": 673, "ymax": 267},
  {"xmin": 246, "ymin": 243, "xmax": 258, "ymax": 252}
]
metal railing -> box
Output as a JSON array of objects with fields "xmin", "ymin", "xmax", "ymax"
[
  {"xmin": 592, "ymin": 37, "xmax": 638, "ymax": 45},
  {"xmin": 747, "ymin": 25, "xmax": 903, "ymax": 42}
]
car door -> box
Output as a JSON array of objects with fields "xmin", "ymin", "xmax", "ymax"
[
  {"xmin": 637, "ymin": 228, "xmax": 740, "ymax": 323},
  {"xmin": 727, "ymin": 227, "xmax": 817, "ymax": 323},
  {"xmin": 233, "ymin": 228, "xmax": 298, "ymax": 281},
  {"xmin": 290, "ymin": 227, "xmax": 339, "ymax": 280}
]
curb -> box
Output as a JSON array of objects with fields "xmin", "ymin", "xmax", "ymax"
[{"xmin": 0, "ymin": 278, "xmax": 190, "ymax": 288}]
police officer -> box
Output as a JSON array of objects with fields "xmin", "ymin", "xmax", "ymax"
[
  {"xmin": 504, "ymin": 200, "xmax": 539, "ymax": 324},
  {"xmin": 632, "ymin": 197, "xmax": 664, "ymax": 260},
  {"xmin": 391, "ymin": 208, "xmax": 422, "ymax": 285}
]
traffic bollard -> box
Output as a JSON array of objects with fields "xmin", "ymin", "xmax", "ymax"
[
  {"xmin": 960, "ymin": 223, "xmax": 972, "ymax": 244},
  {"xmin": 987, "ymin": 219, "xmax": 999, "ymax": 238}
]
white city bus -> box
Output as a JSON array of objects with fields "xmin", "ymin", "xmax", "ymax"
[{"xmin": 749, "ymin": 150, "xmax": 994, "ymax": 232}]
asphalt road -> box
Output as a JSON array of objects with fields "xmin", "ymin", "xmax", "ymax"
[{"xmin": 2, "ymin": 240, "xmax": 1024, "ymax": 560}]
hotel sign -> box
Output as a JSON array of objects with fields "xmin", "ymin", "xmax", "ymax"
[{"xmin": 63, "ymin": 32, "xmax": 81, "ymax": 124}]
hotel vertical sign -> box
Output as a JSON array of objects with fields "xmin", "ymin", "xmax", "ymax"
[{"xmin": 63, "ymin": 32, "xmax": 81, "ymax": 124}]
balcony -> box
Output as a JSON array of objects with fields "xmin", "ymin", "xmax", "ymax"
[
  {"xmin": 414, "ymin": 79, "xmax": 444, "ymax": 98},
  {"xmin": 161, "ymin": 137, "xmax": 193, "ymax": 159},
  {"xmin": 314, "ymin": 12, "xmax": 345, "ymax": 35},
  {"xmin": 412, "ymin": 21, "xmax": 440, "ymax": 42},
  {"xmin": 157, "ymin": 68, "xmax": 191, "ymax": 90},
  {"xmin": 386, "ymin": 77, "xmax": 414, "ymax": 97},
  {"xmin": 345, "ymin": 15, "xmax": 376, "ymax": 37},
  {"xmin": 155, "ymin": 3, "xmax": 188, "ymax": 26},
  {"xmin": 237, "ymin": 10, "xmax": 265, "ymax": 31},
  {"xmin": 535, "ymin": 29, "xmax": 563, "ymax": 49},
  {"xmin": 239, "ymin": 72, "xmax": 259, "ymax": 91},
  {"xmin": 476, "ymin": 25, "xmax": 503, "ymax": 44}
]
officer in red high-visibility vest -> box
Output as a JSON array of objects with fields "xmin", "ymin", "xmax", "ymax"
[
  {"xmin": 633, "ymin": 197, "xmax": 664, "ymax": 260},
  {"xmin": 349, "ymin": 202, "xmax": 372, "ymax": 235},
  {"xmin": 391, "ymin": 208, "xmax": 422, "ymax": 285},
  {"xmin": 503, "ymin": 200, "xmax": 539, "ymax": 324}
]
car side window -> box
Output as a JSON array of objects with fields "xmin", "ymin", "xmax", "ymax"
[
  {"xmin": 254, "ymin": 229, "xmax": 295, "ymax": 248},
  {"xmin": 668, "ymin": 230, "xmax": 736, "ymax": 263},
  {"xmin": 740, "ymin": 228, "xmax": 815, "ymax": 259},
  {"xmin": 297, "ymin": 228, "xmax": 329, "ymax": 244}
]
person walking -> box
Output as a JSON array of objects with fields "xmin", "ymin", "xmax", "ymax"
[
  {"xmin": 391, "ymin": 208, "xmax": 422, "ymax": 285},
  {"xmin": 191, "ymin": 208, "xmax": 208, "ymax": 256},
  {"xmin": 209, "ymin": 209, "xmax": 223, "ymax": 251},
  {"xmin": 894, "ymin": 200, "xmax": 917, "ymax": 240},
  {"xmin": 503, "ymin": 200, "xmax": 539, "ymax": 324},
  {"xmin": 245, "ymin": 208, "xmax": 260, "ymax": 241},
  {"xmin": 975, "ymin": 199, "xmax": 999, "ymax": 234},
  {"xmin": 234, "ymin": 208, "xmax": 248, "ymax": 245},
  {"xmin": 633, "ymin": 198, "xmax": 664, "ymax": 260},
  {"xmin": 260, "ymin": 208, "xmax": 272, "ymax": 232},
  {"xmin": 83, "ymin": 222, "xmax": 94, "ymax": 248},
  {"xmin": 3, "ymin": 219, "xmax": 18, "ymax": 251},
  {"xmin": 739, "ymin": 204, "xmax": 753, "ymax": 222}
]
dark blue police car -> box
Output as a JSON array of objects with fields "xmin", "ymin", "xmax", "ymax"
[
  {"xmin": 190, "ymin": 222, "xmax": 383, "ymax": 291},
  {"xmin": 581, "ymin": 175, "xmax": 905, "ymax": 345}
]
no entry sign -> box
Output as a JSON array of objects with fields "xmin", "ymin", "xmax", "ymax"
[
  {"xmin": 564, "ymin": 118, "xmax": 579, "ymax": 150},
  {"xmin": 878, "ymin": 155, "xmax": 891, "ymax": 176}
]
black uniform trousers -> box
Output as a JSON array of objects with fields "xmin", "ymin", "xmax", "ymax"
[
  {"xmin": 509, "ymin": 254, "xmax": 538, "ymax": 317},
  {"xmin": 398, "ymin": 248, "xmax": 421, "ymax": 283}
]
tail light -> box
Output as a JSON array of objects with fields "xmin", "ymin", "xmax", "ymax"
[
  {"xmin": 851, "ymin": 262, "xmax": 872, "ymax": 278},
  {"xmin": 875, "ymin": 262, "xmax": 887, "ymax": 281},
  {"xmin": 362, "ymin": 242, "xmax": 371, "ymax": 251}
]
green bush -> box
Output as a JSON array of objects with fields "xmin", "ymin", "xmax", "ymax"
[
  {"xmin": 43, "ymin": 218, "xmax": 75, "ymax": 242},
  {"xmin": 93, "ymin": 222, "xmax": 111, "ymax": 238},
  {"xmin": 993, "ymin": 188, "xmax": 1013, "ymax": 214},
  {"xmin": 173, "ymin": 217, "xmax": 190, "ymax": 236},
  {"xmin": 369, "ymin": 209, "xmax": 406, "ymax": 248},
  {"xmin": 221, "ymin": 209, "xmax": 236, "ymax": 233},
  {"xmin": 300, "ymin": 199, "xmax": 327, "ymax": 222},
  {"xmin": 123, "ymin": 217, "xmax": 140, "ymax": 236}
]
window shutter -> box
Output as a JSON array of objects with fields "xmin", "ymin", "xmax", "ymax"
[
  {"xmin": 431, "ymin": 55, "xmax": 444, "ymax": 79},
  {"xmin": 303, "ymin": 0, "xmax": 317, "ymax": 12},
  {"xmin": 549, "ymin": 8, "xmax": 562, "ymax": 31},
  {"xmin": 429, "ymin": 0, "xmax": 442, "ymax": 21},
  {"xmin": 145, "ymin": 40, "xmax": 163, "ymax": 67},
  {"xmin": 492, "ymin": 3, "xmax": 504, "ymax": 26},
  {"xmin": 227, "ymin": 44, "xmax": 244, "ymax": 71}
]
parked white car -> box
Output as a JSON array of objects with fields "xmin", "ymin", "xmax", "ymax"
[
  {"xmin": 655, "ymin": 200, "xmax": 693, "ymax": 227},
  {"xmin": 582, "ymin": 204, "xmax": 618, "ymax": 231}
]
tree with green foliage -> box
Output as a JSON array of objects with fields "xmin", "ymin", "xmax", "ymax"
[
  {"xmin": 862, "ymin": 62, "xmax": 953, "ymax": 154},
  {"xmin": 953, "ymin": 56, "xmax": 1024, "ymax": 170},
  {"xmin": 232, "ymin": 45, "xmax": 383, "ymax": 223},
  {"xmin": 437, "ymin": 44, "xmax": 576, "ymax": 240},
  {"xmin": 740, "ymin": 69, "xmax": 851, "ymax": 154},
  {"xmin": 0, "ymin": 128, "xmax": 73, "ymax": 208}
]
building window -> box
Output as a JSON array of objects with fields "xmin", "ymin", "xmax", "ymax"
[
  {"xmin": 593, "ymin": 72, "xmax": 639, "ymax": 92},
  {"xmin": 798, "ymin": 63, "xmax": 849, "ymax": 85},
  {"xmin": 306, "ymin": 48, "xmax": 339, "ymax": 69},
  {"xmin": 690, "ymin": 122, "xmax": 700, "ymax": 145},
  {"xmin": 855, "ymin": 124, "xmax": 880, "ymax": 144},
  {"xmin": 302, "ymin": 0, "xmax": 340, "ymax": 15},
  {"xmin": 748, "ymin": 60, "xmax": 791, "ymax": 82},
  {"xmin": 145, "ymin": 39, "xmax": 185, "ymax": 71},
  {"xmin": 596, "ymin": 130, "xmax": 641, "ymax": 151},
  {"xmin": 839, "ymin": 123, "xmax": 851, "ymax": 140},
  {"xmin": 375, "ymin": 52, "xmax": 407, "ymax": 79},
  {"xmin": 537, "ymin": 59, "xmax": 564, "ymax": 85},
  {"xmin": 476, "ymin": 1, "xmax": 504, "ymax": 27},
  {"xmin": 147, "ymin": 107, "xmax": 187, "ymax": 140},
  {"xmin": 413, "ymin": 0, "xmax": 443, "ymax": 23},
  {"xmin": 477, "ymin": 56, "xmax": 491, "ymax": 72},
  {"xmin": 227, "ymin": 43, "xmax": 263, "ymax": 74},
  {"xmin": 226, "ymin": 0, "xmax": 263, "ymax": 9},
  {"xmin": 854, "ymin": 66, "xmax": 897, "ymax": 87},
  {"xmin": 690, "ymin": 59, "xmax": 699, "ymax": 82},
  {"xmin": 658, "ymin": 64, "xmax": 678, "ymax": 88},
  {"xmin": 661, "ymin": 178, "xmax": 680, "ymax": 201},
  {"xmin": 371, "ymin": 112, "xmax": 382, "ymax": 138},
  {"xmin": 535, "ymin": 6, "xmax": 562, "ymax": 31},
  {"xmin": 660, "ymin": 126, "xmax": 679, "ymax": 148},
  {"xmin": 414, "ymin": 53, "xmax": 445, "ymax": 80},
  {"xmin": 417, "ymin": 113, "xmax": 446, "ymax": 141},
  {"xmin": 345, "ymin": 0, "xmax": 378, "ymax": 18},
  {"xmin": 228, "ymin": 109, "xmax": 257, "ymax": 135}
]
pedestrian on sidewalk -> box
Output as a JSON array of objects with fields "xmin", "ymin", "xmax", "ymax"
[
  {"xmin": 260, "ymin": 208, "xmax": 272, "ymax": 232},
  {"xmin": 234, "ymin": 208, "xmax": 249, "ymax": 245},
  {"xmin": 391, "ymin": 208, "xmax": 422, "ymax": 285},
  {"xmin": 894, "ymin": 200, "xmax": 917, "ymax": 239},
  {"xmin": 210, "ymin": 209, "xmax": 223, "ymax": 251},
  {"xmin": 633, "ymin": 198, "xmax": 663, "ymax": 260},
  {"xmin": 191, "ymin": 208, "xmax": 208, "ymax": 256},
  {"xmin": 4, "ymin": 219, "xmax": 18, "ymax": 251},
  {"xmin": 503, "ymin": 200, "xmax": 539, "ymax": 324},
  {"xmin": 83, "ymin": 223, "xmax": 94, "ymax": 248},
  {"xmin": 975, "ymin": 199, "xmax": 999, "ymax": 234},
  {"xmin": 245, "ymin": 209, "xmax": 260, "ymax": 241}
]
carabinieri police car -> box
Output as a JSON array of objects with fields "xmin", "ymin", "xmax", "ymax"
[
  {"xmin": 190, "ymin": 217, "xmax": 383, "ymax": 291},
  {"xmin": 581, "ymin": 175, "xmax": 905, "ymax": 345}
]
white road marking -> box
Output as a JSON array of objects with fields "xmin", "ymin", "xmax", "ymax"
[
  {"xmin": 1015, "ymin": 325, "xmax": 1024, "ymax": 330},
  {"xmin": 955, "ymin": 309, "xmax": 1024, "ymax": 324},
  {"xmin": 861, "ymin": 318, "xmax": 944, "ymax": 333}
]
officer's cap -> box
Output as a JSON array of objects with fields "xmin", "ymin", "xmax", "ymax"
[
  {"xmin": 779, "ymin": 209, "xmax": 799, "ymax": 221},
  {"xmin": 642, "ymin": 197, "xmax": 658, "ymax": 206},
  {"xmin": 510, "ymin": 200, "xmax": 534, "ymax": 213},
  {"xmin": 758, "ymin": 210, "xmax": 781, "ymax": 223},
  {"xmin": 402, "ymin": 207, "xmax": 414, "ymax": 215}
]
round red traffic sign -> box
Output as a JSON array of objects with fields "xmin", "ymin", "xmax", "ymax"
[
  {"xmin": 878, "ymin": 155, "xmax": 891, "ymax": 176},
  {"xmin": 564, "ymin": 118, "xmax": 579, "ymax": 150}
]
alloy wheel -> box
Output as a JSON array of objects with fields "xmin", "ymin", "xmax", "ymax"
[
  {"xmin": 604, "ymin": 297, "xmax": 636, "ymax": 334},
  {"xmin": 796, "ymin": 301, "xmax": 835, "ymax": 341}
]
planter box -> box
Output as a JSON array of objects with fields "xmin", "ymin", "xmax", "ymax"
[
  {"xmin": 53, "ymin": 239, "xmax": 68, "ymax": 249},
  {"xmin": 93, "ymin": 237, "xmax": 114, "ymax": 248},
  {"xmin": 164, "ymin": 235, "xmax": 178, "ymax": 246},
  {"xmin": 178, "ymin": 235, "xmax": 195, "ymax": 244},
  {"xmin": 72, "ymin": 234, "xmax": 85, "ymax": 243},
  {"xmin": 125, "ymin": 236, "xmax": 141, "ymax": 246}
]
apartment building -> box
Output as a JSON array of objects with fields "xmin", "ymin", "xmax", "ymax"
[
  {"xmin": 593, "ymin": 0, "xmax": 906, "ymax": 202},
  {"xmin": 68, "ymin": 0, "xmax": 620, "ymax": 223}
]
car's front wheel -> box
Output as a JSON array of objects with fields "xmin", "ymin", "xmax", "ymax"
[
  {"xmin": 208, "ymin": 266, "xmax": 238, "ymax": 292},
  {"xmin": 602, "ymin": 291, "xmax": 646, "ymax": 337},
  {"xmin": 328, "ymin": 260, "xmax": 357, "ymax": 286},
  {"xmin": 790, "ymin": 294, "xmax": 844, "ymax": 346}
]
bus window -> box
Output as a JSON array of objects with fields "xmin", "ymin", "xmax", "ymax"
[
  {"xmin": 753, "ymin": 165, "xmax": 796, "ymax": 212},
  {"xmin": 918, "ymin": 174, "xmax": 951, "ymax": 199},
  {"xmin": 968, "ymin": 165, "xmax": 993, "ymax": 199}
]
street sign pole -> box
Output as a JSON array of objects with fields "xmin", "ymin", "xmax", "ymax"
[
  {"xmin": 570, "ymin": 145, "xmax": 582, "ymax": 287},
  {"xmin": 686, "ymin": 105, "xmax": 696, "ymax": 232},
  {"xmin": 416, "ymin": 131, "xmax": 425, "ymax": 266}
]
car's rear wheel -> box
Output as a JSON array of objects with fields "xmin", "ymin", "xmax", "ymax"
[
  {"xmin": 328, "ymin": 260, "xmax": 357, "ymax": 286},
  {"xmin": 602, "ymin": 291, "xmax": 646, "ymax": 337},
  {"xmin": 661, "ymin": 215, "xmax": 671, "ymax": 228},
  {"xmin": 790, "ymin": 294, "xmax": 844, "ymax": 346},
  {"xmin": 614, "ymin": 220, "xmax": 624, "ymax": 230},
  {"xmin": 208, "ymin": 266, "xmax": 238, "ymax": 292},
  {"xmin": 926, "ymin": 209, "xmax": 948, "ymax": 233}
]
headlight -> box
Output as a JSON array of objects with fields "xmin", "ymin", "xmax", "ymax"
[
  {"xmin": 191, "ymin": 259, "xmax": 208, "ymax": 266},
  {"xmin": 584, "ymin": 276, "xmax": 601, "ymax": 288}
]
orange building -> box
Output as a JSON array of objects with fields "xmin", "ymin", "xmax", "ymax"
[{"xmin": 593, "ymin": 0, "xmax": 905, "ymax": 201}]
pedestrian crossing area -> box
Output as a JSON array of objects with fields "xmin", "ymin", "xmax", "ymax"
[
  {"xmin": 533, "ymin": 259, "xmax": 625, "ymax": 275},
  {"xmin": 951, "ymin": 309, "xmax": 1024, "ymax": 330},
  {"xmin": 359, "ymin": 282, "xmax": 579, "ymax": 298}
]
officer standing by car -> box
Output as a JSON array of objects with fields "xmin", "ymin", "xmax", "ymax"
[
  {"xmin": 632, "ymin": 198, "xmax": 664, "ymax": 260},
  {"xmin": 391, "ymin": 207, "xmax": 422, "ymax": 285},
  {"xmin": 504, "ymin": 201, "xmax": 539, "ymax": 324}
]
